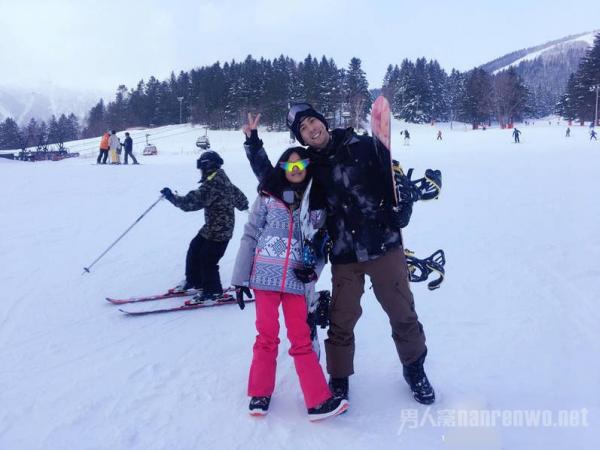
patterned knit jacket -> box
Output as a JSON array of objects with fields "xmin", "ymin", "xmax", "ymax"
[{"xmin": 231, "ymin": 193, "xmax": 324, "ymax": 295}]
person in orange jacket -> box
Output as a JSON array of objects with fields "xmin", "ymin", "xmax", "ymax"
[{"xmin": 97, "ymin": 131, "xmax": 110, "ymax": 164}]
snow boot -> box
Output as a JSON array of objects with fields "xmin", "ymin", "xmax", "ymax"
[
  {"xmin": 187, "ymin": 291, "xmax": 222, "ymax": 305},
  {"xmin": 249, "ymin": 396, "xmax": 271, "ymax": 416},
  {"xmin": 171, "ymin": 280, "xmax": 193, "ymax": 292},
  {"xmin": 171, "ymin": 280, "xmax": 199, "ymax": 294},
  {"xmin": 328, "ymin": 377, "xmax": 349, "ymax": 400},
  {"xmin": 403, "ymin": 349, "xmax": 435, "ymax": 405},
  {"xmin": 307, "ymin": 396, "xmax": 349, "ymax": 421}
]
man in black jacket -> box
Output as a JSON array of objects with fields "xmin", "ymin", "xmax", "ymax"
[
  {"xmin": 123, "ymin": 132, "xmax": 139, "ymax": 165},
  {"xmin": 242, "ymin": 104, "xmax": 435, "ymax": 405}
]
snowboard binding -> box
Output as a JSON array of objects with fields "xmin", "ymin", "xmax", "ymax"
[
  {"xmin": 393, "ymin": 160, "xmax": 442, "ymax": 203},
  {"xmin": 405, "ymin": 249, "xmax": 446, "ymax": 291}
]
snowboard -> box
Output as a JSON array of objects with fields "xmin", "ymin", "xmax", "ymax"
[
  {"xmin": 299, "ymin": 178, "xmax": 326, "ymax": 359},
  {"xmin": 371, "ymin": 95, "xmax": 398, "ymax": 206}
]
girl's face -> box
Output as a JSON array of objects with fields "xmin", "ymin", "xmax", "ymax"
[{"xmin": 283, "ymin": 152, "xmax": 307, "ymax": 184}]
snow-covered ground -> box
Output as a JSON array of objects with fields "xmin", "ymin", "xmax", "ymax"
[{"xmin": 1, "ymin": 121, "xmax": 598, "ymax": 450}]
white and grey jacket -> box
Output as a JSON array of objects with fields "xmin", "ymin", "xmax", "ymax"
[{"xmin": 232, "ymin": 193, "xmax": 324, "ymax": 295}]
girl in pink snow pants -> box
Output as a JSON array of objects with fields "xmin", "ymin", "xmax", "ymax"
[{"xmin": 231, "ymin": 145, "xmax": 348, "ymax": 421}]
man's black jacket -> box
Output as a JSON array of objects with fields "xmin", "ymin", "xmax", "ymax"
[{"xmin": 244, "ymin": 128, "xmax": 405, "ymax": 264}]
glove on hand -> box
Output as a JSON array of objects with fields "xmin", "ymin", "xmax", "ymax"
[
  {"xmin": 244, "ymin": 129, "xmax": 263, "ymax": 151},
  {"xmin": 293, "ymin": 268, "xmax": 318, "ymax": 284},
  {"xmin": 160, "ymin": 187, "xmax": 175, "ymax": 201},
  {"xmin": 235, "ymin": 285, "xmax": 253, "ymax": 310}
]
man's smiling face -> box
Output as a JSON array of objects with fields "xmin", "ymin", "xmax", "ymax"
[{"xmin": 299, "ymin": 116, "xmax": 329, "ymax": 149}]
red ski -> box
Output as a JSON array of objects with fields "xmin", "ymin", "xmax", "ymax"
[
  {"xmin": 106, "ymin": 286, "xmax": 234, "ymax": 305},
  {"xmin": 118, "ymin": 294, "xmax": 254, "ymax": 316}
]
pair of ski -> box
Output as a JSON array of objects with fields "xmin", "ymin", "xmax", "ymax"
[{"xmin": 107, "ymin": 286, "xmax": 253, "ymax": 315}]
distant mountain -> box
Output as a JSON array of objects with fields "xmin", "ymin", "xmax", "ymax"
[
  {"xmin": 480, "ymin": 31, "xmax": 598, "ymax": 116},
  {"xmin": 480, "ymin": 31, "xmax": 596, "ymax": 73},
  {"xmin": 0, "ymin": 84, "xmax": 107, "ymax": 125}
]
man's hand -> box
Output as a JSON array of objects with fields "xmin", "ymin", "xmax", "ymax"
[
  {"xmin": 235, "ymin": 285, "xmax": 253, "ymax": 310},
  {"xmin": 242, "ymin": 112, "xmax": 261, "ymax": 138}
]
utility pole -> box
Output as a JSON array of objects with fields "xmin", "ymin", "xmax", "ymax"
[
  {"xmin": 590, "ymin": 85, "xmax": 600, "ymax": 127},
  {"xmin": 177, "ymin": 96, "xmax": 184, "ymax": 124}
]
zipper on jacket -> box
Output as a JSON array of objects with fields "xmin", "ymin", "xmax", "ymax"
[{"xmin": 279, "ymin": 201, "xmax": 295, "ymax": 292}]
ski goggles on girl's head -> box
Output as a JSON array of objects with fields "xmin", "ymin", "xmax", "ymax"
[
  {"xmin": 286, "ymin": 103, "xmax": 313, "ymax": 128},
  {"xmin": 278, "ymin": 159, "xmax": 310, "ymax": 172}
]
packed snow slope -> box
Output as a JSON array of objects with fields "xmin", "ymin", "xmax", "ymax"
[{"xmin": 1, "ymin": 121, "xmax": 598, "ymax": 450}]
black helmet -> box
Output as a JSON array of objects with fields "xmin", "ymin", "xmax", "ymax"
[{"xmin": 196, "ymin": 151, "xmax": 223, "ymax": 172}]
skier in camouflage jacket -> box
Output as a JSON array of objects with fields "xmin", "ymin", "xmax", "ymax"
[
  {"xmin": 241, "ymin": 107, "xmax": 435, "ymax": 405},
  {"xmin": 161, "ymin": 151, "xmax": 249, "ymax": 300}
]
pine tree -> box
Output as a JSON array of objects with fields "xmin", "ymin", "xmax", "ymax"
[
  {"xmin": 0, "ymin": 118, "xmax": 24, "ymax": 150},
  {"xmin": 318, "ymin": 57, "xmax": 343, "ymax": 127},
  {"xmin": 461, "ymin": 68, "xmax": 494, "ymax": 128},
  {"xmin": 493, "ymin": 67, "xmax": 530, "ymax": 126},
  {"xmin": 393, "ymin": 59, "xmax": 416, "ymax": 121},
  {"xmin": 128, "ymin": 81, "xmax": 147, "ymax": 127},
  {"xmin": 25, "ymin": 118, "xmax": 39, "ymax": 149},
  {"xmin": 576, "ymin": 32, "xmax": 600, "ymax": 123},
  {"xmin": 83, "ymin": 99, "xmax": 107, "ymax": 138},
  {"xmin": 427, "ymin": 60, "xmax": 448, "ymax": 122},
  {"xmin": 37, "ymin": 121, "xmax": 48, "ymax": 149},
  {"xmin": 106, "ymin": 85, "xmax": 129, "ymax": 130},
  {"xmin": 556, "ymin": 74, "xmax": 578, "ymax": 121},
  {"xmin": 66, "ymin": 113, "xmax": 81, "ymax": 141},
  {"xmin": 345, "ymin": 57, "xmax": 371, "ymax": 130},
  {"xmin": 446, "ymin": 69, "xmax": 465, "ymax": 128}
]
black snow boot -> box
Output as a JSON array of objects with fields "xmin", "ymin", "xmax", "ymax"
[
  {"xmin": 328, "ymin": 377, "xmax": 349, "ymax": 400},
  {"xmin": 403, "ymin": 349, "xmax": 435, "ymax": 405},
  {"xmin": 249, "ymin": 396, "xmax": 271, "ymax": 416},
  {"xmin": 307, "ymin": 396, "xmax": 349, "ymax": 421}
]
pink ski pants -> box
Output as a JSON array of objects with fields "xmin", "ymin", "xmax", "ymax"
[{"xmin": 247, "ymin": 289, "xmax": 332, "ymax": 408}]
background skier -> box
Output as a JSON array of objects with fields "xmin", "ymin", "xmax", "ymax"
[
  {"xmin": 513, "ymin": 127, "xmax": 522, "ymax": 143},
  {"xmin": 123, "ymin": 132, "xmax": 139, "ymax": 164},
  {"xmin": 109, "ymin": 130, "xmax": 120, "ymax": 164},
  {"xmin": 96, "ymin": 130, "xmax": 110, "ymax": 164}
]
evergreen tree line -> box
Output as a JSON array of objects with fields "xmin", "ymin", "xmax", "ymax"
[
  {"xmin": 556, "ymin": 33, "xmax": 600, "ymax": 123},
  {"xmin": 0, "ymin": 114, "xmax": 80, "ymax": 151},
  {"xmin": 381, "ymin": 59, "xmax": 530, "ymax": 127},
  {"xmin": 81, "ymin": 55, "xmax": 372, "ymax": 138}
]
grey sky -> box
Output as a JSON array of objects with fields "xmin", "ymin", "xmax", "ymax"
[{"xmin": 1, "ymin": 0, "xmax": 598, "ymax": 95}]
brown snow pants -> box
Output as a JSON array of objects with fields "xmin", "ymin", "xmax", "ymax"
[{"xmin": 325, "ymin": 246, "xmax": 426, "ymax": 377}]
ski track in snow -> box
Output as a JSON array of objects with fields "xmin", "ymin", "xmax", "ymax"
[{"xmin": 1, "ymin": 122, "xmax": 599, "ymax": 450}]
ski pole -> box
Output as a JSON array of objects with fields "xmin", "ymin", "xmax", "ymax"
[{"xmin": 82, "ymin": 195, "xmax": 165, "ymax": 274}]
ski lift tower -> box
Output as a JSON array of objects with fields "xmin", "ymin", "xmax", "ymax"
[
  {"xmin": 591, "ymin": 85, "xmax": 600, "ymax": 127},
  {"xmin": 177, "ymin": 96, "xmax": 184, "ymax": 124}
]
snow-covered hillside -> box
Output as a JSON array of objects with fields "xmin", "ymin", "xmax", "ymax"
[
  {"xmin": 0, "ymin": 83, "xmax": 106, "ymax": 124},
  {"xmin": 492, "ymin": 31, "xmax": 596, "ymax": 74},
  {"xmin": 1, "ymin": 122, "xmax": 598, "ymax": 450},
  {"xmin": 482, "ymin": 30, "xmax": 598, "ymax": 74}
]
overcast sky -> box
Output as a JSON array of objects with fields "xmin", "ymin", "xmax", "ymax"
[{"xmin": 1, "ymin": 0, "xmax": 598, "ymax": 95}]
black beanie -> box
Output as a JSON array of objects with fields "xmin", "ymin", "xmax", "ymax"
[{"xmin": 287, "ymin": 103, "xmax": 329, "ymax": 146}]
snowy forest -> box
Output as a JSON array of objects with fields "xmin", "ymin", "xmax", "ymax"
[{"xmin": 1, "ymin": 32, "xmax": 599, "ymax": 151}]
